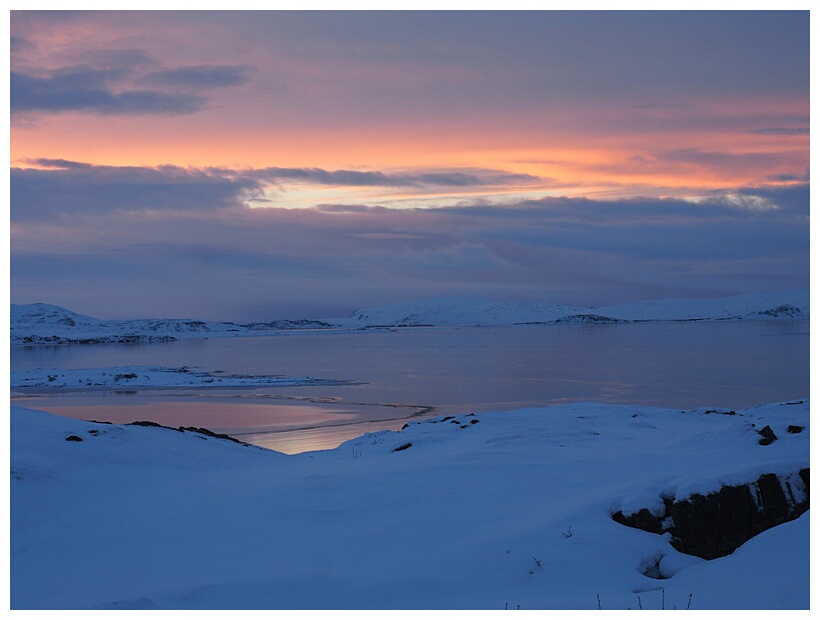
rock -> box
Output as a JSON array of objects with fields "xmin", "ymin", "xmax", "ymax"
[
  {"xmin": 787, "ymin": 425, "xmax": 804, "ymax": 434},
  {"xmin": 757, "ymin": 425, "xmax": 778, "ymax": 445},
  {"xmin": 129, "ymin": 420, "xmax": 180, "ymax": 431},
  {"xmin": 65, "ymin": 435, "xmax": 83, "ymax": 442},
  {"xmin": 612, "ymin": 507, "xmax": 664, "ymax": 535},
  {"xmin": 612, "ymin": 469, "xmax": 809, "ymax": 560},
  {"xmin": 178, "ymin": 426, "xmax": 247, "ymax": 445},
  {"xmin": 755, "ymin": 304, "xmax": 804, "ymax": 318},
  {"xmin": 553, "ymin": 314, "xmax": 627, "ymax": 325}
]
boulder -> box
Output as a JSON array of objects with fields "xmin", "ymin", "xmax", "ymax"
[{"xmin": 612, "ymin": 469, "xmax": 809, "ymax": 560}]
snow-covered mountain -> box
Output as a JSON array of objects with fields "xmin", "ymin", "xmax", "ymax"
[
  {"xmin": 596, "ymin": 289, "xmax": 810, "ymax": 322},
  {"xmin": 332, "ymin": 289, "xmax": 810, "ymax": 327},
  {"xmin": 10, "ymin": 399, "xmax": 809, "ymax": 609},
  {"xmin": 11, "ymin": 289, "xmax": 809, "ymax": 344},
  {"xmin": 10, "ymin": 303, "xmax": 332, "ymax": 344}
]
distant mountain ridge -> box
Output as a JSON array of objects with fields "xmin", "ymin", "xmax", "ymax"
[
  {"xmin": 11, "ymin": 289, "xmax": 809, "ymax": 344},
  {"xmin": 330, "ymin": 289, "xmax": 810, "ymax": 327},
  {"xmin": 10, "ymin": 303, "xmax": 332, "ymax": 345}
]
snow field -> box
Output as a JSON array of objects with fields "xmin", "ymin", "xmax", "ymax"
[{"xmin": 10, "ymin": 399, "xmax": 809, "ymax": 609}]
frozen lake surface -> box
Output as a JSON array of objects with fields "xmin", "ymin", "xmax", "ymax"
[{"xmin": 11, "ymin": 320, "xmax": 809, "ymax": 453}]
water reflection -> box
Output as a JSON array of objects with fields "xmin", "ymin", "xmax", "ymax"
[
  {"xmin": 239, "ymin": 419, "xmax": 410, "ymax": 455},
  {"xmin": 28, "ymin": 400, "xmax": 360, "ymax": 432},
  {"xmin": 11, "ymin": 321, "xmax": 809, "ymax": 453}
]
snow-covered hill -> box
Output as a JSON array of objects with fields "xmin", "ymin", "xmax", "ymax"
[
  {"xmin": 10, "ymin": 400, "xmax": 808, "ymax": 609},
  {"xmin": 332, "ymin": 289, "xmax": 810, "ymax": 327},
  {"xmin": 11, "ymin": 289, "xmax": 809, "ymax": 344},
  {"xmin": 10, "ymin": 303, "xmax": 332, "ymax": 344}
]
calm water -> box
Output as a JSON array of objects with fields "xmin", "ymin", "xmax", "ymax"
[{"xmin": 11, "ymin": 321, "xmax": 809, "ymax": 453}]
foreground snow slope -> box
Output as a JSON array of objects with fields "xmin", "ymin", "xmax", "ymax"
[{"xmin": 10, "ymin": 400, "xmax": 808, "ymax": 609}]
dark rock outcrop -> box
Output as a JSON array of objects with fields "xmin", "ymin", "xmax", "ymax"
[
  {"xmin": 20, "ymin": 334, "xmax": 177, "ymax": 345},
  {"xmin": 127, "ymin": 420, "xmax": 247, "ymax": 445},
  {"xmin": 553, "ymin": 314, "xmax": 627, "ymax": 325},
  {"xmin": 757, "ymin": 425, "xmax": 778, "ymax": 445},
  {"xmin": 612, "ymin": 469, "xmax": 809, "ymax": 560},
  {"xmin": 178, "ymin": 426, "xmax": 247, "ymax": 445},
  {"xmin": 754, "ymin": 304, "xmax": 805, "ymax": 318}
]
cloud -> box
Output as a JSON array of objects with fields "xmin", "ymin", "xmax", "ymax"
[
  {"xmin": 256, "ymin": 167, "xmax": 540, "ymax": 188},
  {"xmin": 748, "ymin": 127, "xmax": 809, "ymax": 136},
  {"xmin": 659, "ymin": 148, "xmax": 776, "ymax": 168},
  {"xmin": 631, "ymin": 102, "xmax": 695, "ymax": 110},
  {"xmin": 11, "ymin": 162, "xmax": 262, "ymax": 219},
  {"xmin": 766, "ymin": 173, "xmax": 806, "ymax": 183},
  {"xmin": 652, "ymin": 147, "xmax": 808, "ymax": 183},
  {"xmin": 11, "ymin": 69, "xmax": 205, "ymax": 116},
  {"xmin": 10, "ymin": 161, "xmax": 544, "ymax": 222},
  {"xmin": 10, "ymin": 58, "xmax": 250, "ymax": 117},
  {"xmin": 10, "ymin": 35, "xmax": 35, "ymax": 54},
  {"xmin": 27, "ymin": 158, "xmax": 94, "ymax": 170},
  {"xmin": 732, "ymin": 183, "xmax": 810, "ymax": 214},
  {"xmin": 143, "ymin": 65, "xmax": 249, "ymax": 88},
  {"xmin": 12, "ymin": 189, "xmax": 809, "ymax": 320},
  {"xmin": 10, "ymin": 159, "xmax": 808, "ymax": 319}
]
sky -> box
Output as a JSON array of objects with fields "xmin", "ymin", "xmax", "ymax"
[{"xmin": 8, "ymin": 9, "xmax": 811, "ymax": 321}]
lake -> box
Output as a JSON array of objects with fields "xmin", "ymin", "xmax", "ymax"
[{"xmin": 10, "ymin": 320, "xmax": 809, "ymax": 453}]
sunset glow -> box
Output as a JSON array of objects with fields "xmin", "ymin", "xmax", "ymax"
[{"xmin": 10, "ymin": 10, "xmax": 810, "ymax": 320}]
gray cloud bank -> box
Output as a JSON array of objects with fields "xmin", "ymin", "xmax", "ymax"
[
  {"xmin": 11, "ymin": 12, "xmax": 808, "ymax": 124},
  {"xmin": 11, "ymin": 161, "xmax": 541, "ymax": 220},
  {"xmin": 255, "ymin": 167, "xmax": 541, "ymax": 188},
  {"xmin": 11, "ymin": 63, "xmax": 248, "ymax": 116},
  {"xmin": 10, "ymin": 162, "xmax": 809, "ymax": 321}
]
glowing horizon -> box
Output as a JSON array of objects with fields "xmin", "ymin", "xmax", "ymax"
[{"xmin": 10, "ymin": 10, "xmax": 809, "ymax": 319}]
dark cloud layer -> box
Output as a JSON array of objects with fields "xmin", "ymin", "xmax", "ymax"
[
  {"xmin": 11, "ymin": 69, "xmax": 205, "ymax": 116},
  {"xmin": 11, "ymin": 161, "xmax": 542, "ymax": 221},
  {"xmin": 11, "ymin": 11, "xmax": 807, "ymax": 126},
  {"xmin": 10, "ymin": 161, "xmax": 809, "ymax": 321},
  {"xmin": 256, "ymin": 167, "xmax": 540, "ymax": 188},
  {"xmin": 142, "ymin": 65, "xmax": 249, "ymax": 88},
  {"xmin": 11, "ymin": 59, "xmax": 248, "ymax": 116},
  {"xmin": 11, "ymin": 163, "xmax": 261, "ymax": 219}
]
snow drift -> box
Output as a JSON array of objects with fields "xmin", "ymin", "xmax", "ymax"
[{"xmin": 10, "ymin": 399, "xmax": 809, "ymax": 609}]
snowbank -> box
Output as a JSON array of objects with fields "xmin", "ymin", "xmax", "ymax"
[
  {"xmin": 10, "ymin": 399, "xmax": 809, "ymax": 609},
  {"xmin": 11, "ymin": 365, "xmax": 355, "ymax": 389}
]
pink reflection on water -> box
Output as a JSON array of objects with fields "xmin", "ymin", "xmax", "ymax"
[
  {"xmin": 242, "ymin": 418, "xmax": 408, "ymax": 455},
  {"xmin": 16, "ymin": 393, "xmax": 420, "ymax": 454},
  {"xmin": 39, "ymin": 401, "xmax": 359, "ymax": 434}
]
